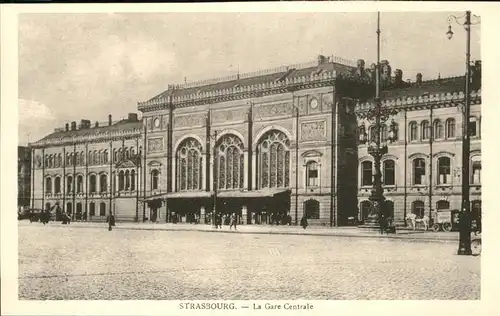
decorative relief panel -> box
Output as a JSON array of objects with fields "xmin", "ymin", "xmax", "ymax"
[
  {"xmin": 322, "ymin": 94, "xmax": 334, "ymax": 112},
  {"xmin": 148, "ymin": 137, "xmax": 164, "ymax": 153},
  {"xmin": 212, "ymin": 108, "xmax": 246, "ymax": 123},
  {"xmin": 174, "ymin": 113, "xmax": 206, "ymax": 128},
  {"xmin": 301, "ymin": 121, "xmax": 326, "ymax": 141},
  {"xmin": 254, "ymin": 102, "xmax": 292, "ymax": 119}
]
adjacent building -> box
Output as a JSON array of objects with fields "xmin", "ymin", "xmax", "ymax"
[
  {"xmin": 28, "ymin": 55, "xmax": 481, "ymax": 226},
  {"xmin": 18, "ymin": 146, "xmax": 31, "ymax": 210}
]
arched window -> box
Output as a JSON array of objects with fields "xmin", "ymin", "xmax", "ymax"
[
  {"xmin": 412, "ymin": 200, "xmax": 425, "ymax": 218},
  {"xmin": 369, "ymin": 125, "xmax": 378, "ymax": 143},
  {"xmin": 89, "ymin": 202, "xmax": 96, "ymax": 216},
  {"xmin": 469, "ymin": 116, "xmax": 478, "ymax": 137},
  {"xmin": 77, "ymin": 175, "xmax": 83, "ymax": 193},
  {"xmin": 88, "ymin": 150, "xmax": 93, "ymax": 165},
  {"xmin": 421, "ymin": 120, "xmax": 430, "ymax": 140},
  {"xmin": 80, "ymin": 152, "xmax": 84, "ymax": 166},
  {"xmin": 437, "ymin": 157, "xmax": 451, "ymax": 185},
  {"xmin": 216, "ymin": 134, "xmax": 244, "ymax": 190},
  {"xmin": 445, "ymin": 118, "xmax": 456, "ymax": 139},
  {"xmin": 151, "ymin": 169, "xmax": 159, "ymax": 190},
  {"xmin": 433, "ymin": 119, "xmax": 443, "ymax": 139},
  {"xmin": 103, "ymin": 150, "xmax": 108, "ymax": 163},
  {"xmin": 100, "ymin": 174, "xmax": 107, "ymax": 192},
  {"xmin": 113, "ymin": 149, "xmax": 118, "ymax": 163},
  {"xmin": 380, "ymin": 125, "xmax": 387, "ymax": 143},
  {"xmin": 99, "ymin": 202, "xmax": 106, "ymax": 216},
  {"xmin": 118, "ymin": 170, "xmax": 124, "ymax": 191},
  {"xmin": 361, "ymin": 161, "xmax": 373, "ymax": 186},
  {"xmin": 55, "ymin": 176, "xmax": 61, "ymax": 194},
  {"xmin": 66, "ymin": 153, "xmax": 70, "ymax": 166},
  {"xmin": 177, "ymin": 138, "xmax": 203, "ymax": 191},
  {"xmin": 67, "ymin": 175, "xmax": 73, "ymax": 193},
  {"xmin": 409, "ymin": 122, "xmax": 418, "ymax": 141},
  {"xmin": 257, "ymin": 130, "xmax": 290, "ymax": 189},
  {"xmin": 66, "ymin": 202, "xmax": 72, "ymax": 215},
  {"xmin": 360, "ymin": 201, "xmax": 371, "ymax": 221},
  {"xmin": 130, "ymin": 147, "xmax": 135, "ymax": 157},
  {"xmin": 125, "ymin": 148, "xmax": 130, "ymax": 159},
  {"xmin": 45, "ymin": 177, "xmax": 52, "ymax": 193},
  {"xmin": 306, "ymin": 161, "xmax": 319, "ymax": 187},
  {"xmin": 94, "ymin": 150, "xmax": 98, "ymax": 165},
  {"xmin": 304, "ymin": 199, "xmax": 320, "ymax": 219},
  {"xmin": 131, "ymin": 170, "xmax": 136, "ymax": 191},
  {"xmin": 436, "ymin": 200, "xmax": 450, "ymax": 210},
  {"xmin": 48, "ymin": 155, "xmax": 53, "ymax": 168},
  {"xmin": 44, "ymin": 155, "xmax": 49, "ymax": 168},
  {"xmin": 471, "ymin": 155, "xmax": 481, "ymax": 184},
  {"xmin": 125, "ymin": 170, "xmax": 130, "ymax": 190},
  {"xmin": 383, "ymin": 160, "xmax": 395, "ymax": 186},
  {"xmin": 75, "ymin": 153, "xmax": 80, "ymax": 166},
  {"xmin": 413, "ymin": 158, "xmax": 426, "ymax": 185},
  {"xmin": 89, "ymin": 174, "xmax": 97, "ymax": 193},
  {"xmin": 118, "ymin": 148, "xmax": 123, "ymax": 161},
  {"xmin": 58, "ymin": 154, "xmax": 62, "ymax": 167}
]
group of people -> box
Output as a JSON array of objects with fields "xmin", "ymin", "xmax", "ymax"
[{"xmin": 212, "ymin": 212, "xmax": 238, "ymax": 230}]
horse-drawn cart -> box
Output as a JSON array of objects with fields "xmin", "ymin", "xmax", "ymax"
[{"xmin": 432, "ymin": 209, "xmax": 459, "ymax": 232}]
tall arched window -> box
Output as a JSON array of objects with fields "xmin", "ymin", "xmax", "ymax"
[
  {"xmin": 67, "ymin": 175, "xmax": 73, "ymax": 193},
  {"xmin": 304, "ymin": 199, "xmax": 320, "ymax": 219},
  {"xmin": 177, "ymin": 138, "xmax": 203, "ymax": 191},
  {"xmin": 151, "ymin": 169, "xmax": 159, "ymax": 190},
  {"xmin": 80, "ymin": 152, "xmax": 84, "ymax": 166},
  {"xmin": 409, "ymin": 122, "xmax": 418, "ymax": 141},
  {"xmin": 77, "ymin": 175, "xmax": 83, "ymax": 193},
  {"xmin": 125, "ymin": 148, "xmax": 130, "ymax": 159},
  {"xmin": 45, "ymin": 177, "xmax": 52, "ymax": 193},
  {"xmin": 103, "ymin": 150, "xmax": 108, "ymax": 163},
  {"xmin": 113, "ymin": 149, "xmax": 118, "ymax": 163},
  {"xmin": 306, "ymin": 161, "xmax": 319, "ymax": 187},
  {"xmin": 88, "ymin": 150, "xmax": 93, "ymax": 165},
  {"xmin": 257, "ymin": 130, "xmax": 290, "ymax": 189},
  {"xmin": 421, "ymin": 120, "xmax": 430, "ymax": 140},
  {"xmin": 118, "ymin": 170, "xmax": 124, "ymax": 191},
  {"xmin": 361, "ymin": 161, "xmax": 373, "ymax": 186},
  {"xmin": 469, "ymin": 116, "xmax": 478, "ymax": 137},
  {"xmin": 125, "ymin": 170, "xmax": 130, "ymax": 190},
  {"xmin": 437, "ymin": 157, "xmax": 451, "ymax": 185},
  {"xmin": 471, "ymin": 155, "xmax": 481, "ymax": 185},
  {"xmin": 130, "ymin": 147, "xmax": 135, "ymax": 157},
  {"xmin": 55, "ymin": 176, "xmax": 61, "ymax": 194},
  {"xmin": 433, "ymin": 119, "xmax": 443, "ymax": 139},
  {"xmin": 436, "ymin": 200, "xmax": 450, "ymax": 210},
  {"xmin": 413, "ymin": 158, "xmax": 426, "ymax": 185},
  {"xmin": 89, "ymin": 174, "xmax": 97, "ymax": 193},
  {"xmin": 58, "ymin": 154, "xmax": 62, "ymax": 168},
  {"xmin": 99, "ymin": 202, "xmax": 106, "ymax": 216},
  {"xmin": 100, "ymin": 174, "xmax": 107, "ymax": 192},
  {"xmin": 412, "ymin": 200, "xmax": 425, "ymax": 218},
  {"xmin": 131, "ymin": 170, "xmax": 136, "ymax": 191},
  {"xmin": 75, "ymin": 153, "xmax": 80, "ymax": 166},
  {"xmin": 216, "ymin": 134, "xmax": 244, "ymax": 190},
  {"xmin": 89, "ymin": 202, "xmax": 96, "ymax": 216},
  {"xmin": 446, "ymin": 118, "xmax": 456, "ymax": 139},
  {"xmin": 94, "ymin": 150, "xmax": 98, "ymax": 165},
  {"xmin": 380, "ymin": 125, "xmax": 387, "ymax": 143},
  {"xmin": 383, "ymin": 160, "xmax": 395, "ymax": 186}
]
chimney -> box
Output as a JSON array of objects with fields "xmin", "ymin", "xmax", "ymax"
[
  {"xmin": 71, "ymin": 121, "xmax": 77, "ymax": 131},
  {"xmin": 65, "ymin": 123, "xmax": 69, "ymax": 132},
  {"xmin": 416, "ymin": 73, "xmax": 423, "ymax": 86},
  {"xmin": 80, "ymin": 119, "xmax": 91, "ymax": 129},
  {"xmin": 95, "ymin": 121, "xmax": 99, "ymax": 128},
  {"xmin": 128, "ymin": 113, "xmax": 138, "ymax": 121},
  {"xmin": 108, "ymin": 114, "xmax": 112, "ymax": 126}
]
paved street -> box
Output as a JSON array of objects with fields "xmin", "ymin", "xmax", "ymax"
[{"xmin": 18, "ymin": 222, "xmax": 480, "ymax": 300}]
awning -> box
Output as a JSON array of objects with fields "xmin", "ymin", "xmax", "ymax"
[
  {"xmin": 166, "ymin": 191, "xmax": 212, "ymax": 199},
  {"xmin": 141, "ymin": 193, "xmax": 168, "ymax": 202},
  {"xmin": 218, "ymin": 188, "xmax": 290, "ymax": 198}
]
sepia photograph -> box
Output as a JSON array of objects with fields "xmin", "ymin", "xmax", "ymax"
[{"xmin": 3, "ymin": 2, "xmax": 497, "ymax": 312}]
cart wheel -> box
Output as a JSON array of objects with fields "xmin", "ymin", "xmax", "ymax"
[
  {"xmin": 443, "ymin": 222, "xmax": 452, "ymax": 232},
  {"xmin": 432, "ymin": 224, "xmax": 441, "ymax": 232},
  {"xmin": 471, "ymin": 239, "xmax": 481, "ymax": 256}
]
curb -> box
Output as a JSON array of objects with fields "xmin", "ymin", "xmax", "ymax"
[{"xmin": 23, "ymin": 222, "xmax": 458, "ymax": 243}]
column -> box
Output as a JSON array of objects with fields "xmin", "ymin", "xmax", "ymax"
[
  {"xmin": 200, "ymin": 206, "xmax": 206, "ymax": 224},
  {"xmin": 243, "ymin": 151, "xmax": 249, "ymax": 190},
  {"xmin": 202, "ymin": 153, "xmax": 207, "ymax": 190},
  {"xmin": 241, "ymin": 205, "xmax": 247, "ymax": 225},
  {"xmin": 209, "ymin": 142, "xmax": 215, "ymax": 192},
  {"xmin": 252, "ymin": 151, "xmax": 257, "ymax": 190},
  {"xmin": 172, "ymin": 157, "xmax": 176, "ymax": 192}
]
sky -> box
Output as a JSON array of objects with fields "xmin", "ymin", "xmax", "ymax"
[{"xmin": 18, "ymin": 12, "xmax": 481, "ymax": 146}]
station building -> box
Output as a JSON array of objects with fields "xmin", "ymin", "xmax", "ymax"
[{"xmin": 28, "ymin": 55, "xmax": 481, "ymax": 226}]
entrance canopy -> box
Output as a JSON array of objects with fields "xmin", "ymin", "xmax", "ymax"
[
  {"xmin": 141, "ymin": 188, "xmax": 289, "ymax": 202},
  {"xmin": 218, "ymin": 188, "xmax": 290, "ymax": 198}
]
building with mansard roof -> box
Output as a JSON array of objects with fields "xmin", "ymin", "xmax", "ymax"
[{"xmin": 28, "ymin": 55, "xmax": 481, "ymax": 226}]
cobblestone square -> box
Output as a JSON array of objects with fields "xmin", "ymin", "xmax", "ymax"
[{"xmin": 18, "ymin": 222, "xmax": 480, "ymax": 300}]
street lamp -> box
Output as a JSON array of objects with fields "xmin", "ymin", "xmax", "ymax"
[
  {"xmin": 209, "ymin": 130, "xmax": 219, "ymax": 228},
  {"xmin": 357, "ymin": 12, "xmax": 398, "ymax": 226},
  {"xmin": 446, "ymin": 11, "xmax": 480, "ymax": 256}
]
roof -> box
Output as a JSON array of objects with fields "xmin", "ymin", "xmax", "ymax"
[
  {"xmin": 381, "ymin": 76, "xmax": 467, "ymax": 100},
  {"xmin": 33, "ymin": 119, "xmax": 143, "ymax": 144},
  {"xmin": 148, "ymin": 60, "xmax": 356, "ymax": 102}
]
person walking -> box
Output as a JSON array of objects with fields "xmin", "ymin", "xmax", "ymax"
[
  {"xmin": 107, "ymin": 212, "xmax": 115, "ymax": 231},
  {"xmin": 300, "ymin": 215, "xmax": 308, "ymax": 229},
  {"xmin": 229, "ymin": 212, "xmax": 237, "ymax": 230}
]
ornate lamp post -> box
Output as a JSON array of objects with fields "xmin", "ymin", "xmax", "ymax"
[
  {"xmin": 446, "ymin": 11, "xmax": 480, "ymax": 255},
  {"xmin": 357, "ymin": 12, "xmax": 398, "ymax": 225}
]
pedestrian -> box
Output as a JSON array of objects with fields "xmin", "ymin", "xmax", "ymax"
[
  {"xmin": 379, "ymin": 213, "xmax": 387, "ymax": 234},
  {"xmin": 107, "ymin": 212, "xmax": 115, "ymax": 231},
  {"xmin": 230, "ymin": 212, "xmax": 237, "ymax": 230},
  {"xmin": 300, "ymin": 215, "xmax": 308, "ymax": 229},
  {"xmin": 83, "ymin": 210, "xmax": 87, "ymax": 222}
]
